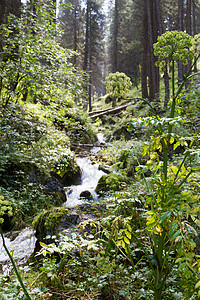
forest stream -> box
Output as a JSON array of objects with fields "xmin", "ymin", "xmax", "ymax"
[{"xmin": 0, "ymin": 133, "xmax": 106, "ymax": 274}]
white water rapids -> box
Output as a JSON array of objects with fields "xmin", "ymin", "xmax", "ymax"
[
  {"xmin": 64, "ymin": 133, "xmax": 106, "ymax": 207},
  {"xmin": 64, "ymin": 156, "xmax": 105, "ymax": 207},
  {"xmin": 0, "ymin": 228, "xmax": 36, "ymax": 274}
]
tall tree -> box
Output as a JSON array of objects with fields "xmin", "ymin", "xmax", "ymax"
[
  {"xmin": 186, "ymin": 0, "xmax": 192, "ymax": 34},
  {"xmin": 178, "ymin": 0, "xmax": 184, "ymax": 84},
  {"xmin": 112, "ymin": 0, "xmax": 118, "ymax": 73},
  {"xmin": 141, "ymin": 2, "xmax": 149, "ymax": 99},
  {"xmin": 141, "ymin": 0, "xmax": 160, "ymax": 102},
  {"xmin": 155, "ymin": 0, "xmax": 170, "ymax": 107},
  {"xmin": 83, "ymin": 0, "xmax": 105, "ymax": 110},
  {"xmin": 0, "ymin": 0, "xmax": 21, "ymax": 52},
  {"xmin": 58, "ymin": 0, "xmax": 83, "ymax": 66},
  {"xmin": 107, "ymin": 0, "xmax": 142, "ymax": 87}
]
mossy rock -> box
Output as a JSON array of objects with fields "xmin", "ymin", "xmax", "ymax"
[
  {"xmin": 59, "ymin": 163, "xmax": 81, "ymax": 186},
  {"xmin": 32, "ymin": 203, "xmax": 106, "ymax": 255},
  {"xmin": 95, "ymin": 173, "xmax": 130, "ymax": 195},
  {"xmin": 32, "ymin": 207, "xmax": 69, "ymax": 252}
]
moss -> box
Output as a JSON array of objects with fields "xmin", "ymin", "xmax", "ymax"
[
  {"xmin": 76, "ymin": 203, "xmax": 106, "ymax": 218},
  {"xmin": 45, "ymin": 208, "xmax": 68, "ymax": 232},
  {"xmin": 0, "ymin": 195, "xmax": 13, "ymax": 231},
  {"xmin": 32, "ymin": 207, "xmax": 68, "ymax": 234},
  {"xmin": 32, "ymin": 210, "xmax": 48, "ymax": 233},
  {"xmin": 95, "ymin": 173, "xmax": 130, "ymax": 195}
]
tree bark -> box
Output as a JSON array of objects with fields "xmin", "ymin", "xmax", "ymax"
[
  {"xmin": 146, "ymin": 0, "xmax": 157, "ymax": 101},
  {"xmin": 83, "ymin": 0, "xmax": 89, "ymax": 72},
  {"xmin": 73, "ymin": 2, "xmax": 78, "ymax": 65},
  {"xmin": 89, "ymin": 100, "xmax": 137, "ymax": 119},
  {"xmin": 112, "ymin": 0, "xmax": 118, "ymax": 73},
  {"xmin": 178, "ymin": 0, "xmax": 184, "ymax": 85},
  {"xmin": 88, "ymin": 6, "xmax": 92, "ymax": 112},
  {"xmin": 185, "ymin": 0, "xmax": 192, "ymax": 88},
  {"xmin": 141, "ymin": 2, "xmax": 149, "ymax": 99},
  {"xmin": 192, "ymin": 0, "xmax": 197, "ymax": 72},
  {"xmin": 186, "ymin": 0, "xmax": 192, "ymax": 35},
  {"xmin": 0, "ymin": 0, "xmax": 21, "ymax": 24}
]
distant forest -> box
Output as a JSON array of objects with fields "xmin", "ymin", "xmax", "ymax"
[{"xmin": 0, "ymin": 0, "xmax": 200, "ymax": 107}]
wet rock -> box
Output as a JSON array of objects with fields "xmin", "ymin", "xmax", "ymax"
[
  {"xmin": 95, "ymin": 173, "xmax": 130, "ymax": 195},
  {"xmin": 79, "ymin": 190, "xmax": 93, "ymax": 200},
  {"xmin": 32, "ymin": 203, "xmax": 106, "ymax": 253},
  {"xmin": 98, "ymin": 164, "xmax": 112, "ymax": 174}
]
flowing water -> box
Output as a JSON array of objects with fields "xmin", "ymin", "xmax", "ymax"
[
  {"xmin": 64, "ymin": 156, "xmax": 105, "ymax": 207},
  {"xmin": 0, "ymin": 228, "xmax": 36, "ymax": 274},
  {"xmin": 0, "ymin": 133, "xmax": 106, "ymax": 274},
  {"xmin": 64, "ymin": 133, "xmax": 106, "ymax": 207}
]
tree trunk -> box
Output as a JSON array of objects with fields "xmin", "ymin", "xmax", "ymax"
[
  {"xmin": 146, "ymin": 0, "xmax": 157, "ymax": 101},
  {"xmin": 178, "ymin": 0, "xmax": 184, "ymax": 85},
  {"xmin": 88, "ymin": 7, "xmax": 92, "ymax": 112},
  {"xmin": 73, "ymin": 2, "xmax": 77, "ymax": 65},
  {"xmin": 186, "ymin": 0, "xmax": 192, "ymax": 35},
  {"xmin": 154, "ymin": 0, "xmax": 169, "ymax": 108},
  {"xmin": 185, "ymin": 0, "xmax": 192, "ymax": 88},
  {"xmin": 192, "ymin": 0, "xmax": 197, "ymax": 71},
  {"xmin": 141, "ymin": 2, "xmax": 149, "ymax": 99},
  {"xmin": 83, "ymin": 0, "xmax": 89, "ymax": 72},
  {"xmin": 0, "ymin": 0, "xmax": 21, "ymax": 24},
  {"xmin": 112, "ymin": 0, "xmax": 118, "ymax": 73}
]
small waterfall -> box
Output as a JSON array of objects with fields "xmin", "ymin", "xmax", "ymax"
[
  {"xmin": 64, "ymin": 132, "xmax": 106, "ymax": 207},
  {"xmin": 64, "ymin": 157, "xmax": 105, "ymax": 207}
]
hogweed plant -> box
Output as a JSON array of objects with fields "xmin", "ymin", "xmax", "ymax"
[{"xmin": 129, "ymin": 31, "xmax": 200, "ymax": 299}]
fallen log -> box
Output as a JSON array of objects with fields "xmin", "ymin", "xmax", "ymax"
[
  {"xmin": 88, "ymin": 99, "xmax": 132, "ymax": 116},
  {"xmin": 71, "ymin": 143, "xmax": 108, "ymax": 148},
  {"xmin": 89, "ymin": 100, "xmax": 138, "ymax": 119}
]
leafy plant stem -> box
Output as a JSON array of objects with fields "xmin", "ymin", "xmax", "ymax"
[
  {"xmin": 172, "ymin": 151, "xmax": 189, "ymax": 186},
  {"xmin": 177, "ymin": 169, "xmax": 193, "ymax": 189},
  {"xmin": 163, "ymin": 143, "xmax": 168, "ymax": 183},
  {"xmin": 131, "ymin": 145, "xmax": 150, "ymax": 193}
]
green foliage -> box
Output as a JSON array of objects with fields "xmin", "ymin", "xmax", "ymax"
[
  {"xmin": 100, "ymin": 140, "xmax": 146, "ymax": 177},
  {"xmin": 0, "ymin": 195, "xmax": 13, "ymax": 224},
  {"xmin": 176, "ymin": 82, "xmax": 200, "ymax": 134},
  {"xmin": 63, "ymin": 106, "xmax": 97, "ymax": 144},
  {"xmin": 0, "ymin": 1, "xmax": 84, "ymax": 108},
  {"xmin": 135, "ymin": 31, "xmax": 200, "ymax": 299},
  {"xmin": 32, "ymin": 207, "xmax": 68, "ymax": 233},
  {"xmin": 0, "ymin": 103, "xmax": 80, "ymax": 227},
  {"xmin": 154, "ymin": 31, "xmax": 194, "ymax": 70},
  {"xmin": 105, "ymin": 72, "xmax": 132, "ymax": 103},
  {"xmin": 95, "ymin": 173, "xmax": 129, "ymax": 195}
]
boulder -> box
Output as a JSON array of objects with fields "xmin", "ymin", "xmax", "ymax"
[
  {"xmin": 95, "ymin": 173, "xmax": 130, "ymax": 195},
  {"xmin": 32, "ymin": 203, "xmax": 106, "ymax": 253},
  {"xmin": 79, "ymin": 190, "xmax": 93, "ymax": 200},
  {"xmin": 98, "ymin": 164, "xmax": 112, "ymax": 174}
]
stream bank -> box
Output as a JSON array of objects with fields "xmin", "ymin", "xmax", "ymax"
[{"xmin": 0, "ymin": 133, "xmax": 108, "ymax": 274}]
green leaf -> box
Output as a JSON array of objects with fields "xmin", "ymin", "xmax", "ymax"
[
  {"xmin": 124, "ymin": 237, "xmax": 130, "ymax": 245},
  {"xmin": 174, "ymin": 141, "xmax": 180, "ymax": 150},
  {"xmin": 160, "ymin": 211, "xmax": 171, "ymax": 223},
  {"xmin": 195, "ymin": 281, "xmax": 200, "ymax": 289},
  {"xmin": 125, "ymin": 231, "xmax": 131, "ymax": 239},
  {"xmin": 172, "ymin": 229, "xmax": 181, "ymax": 241}
]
